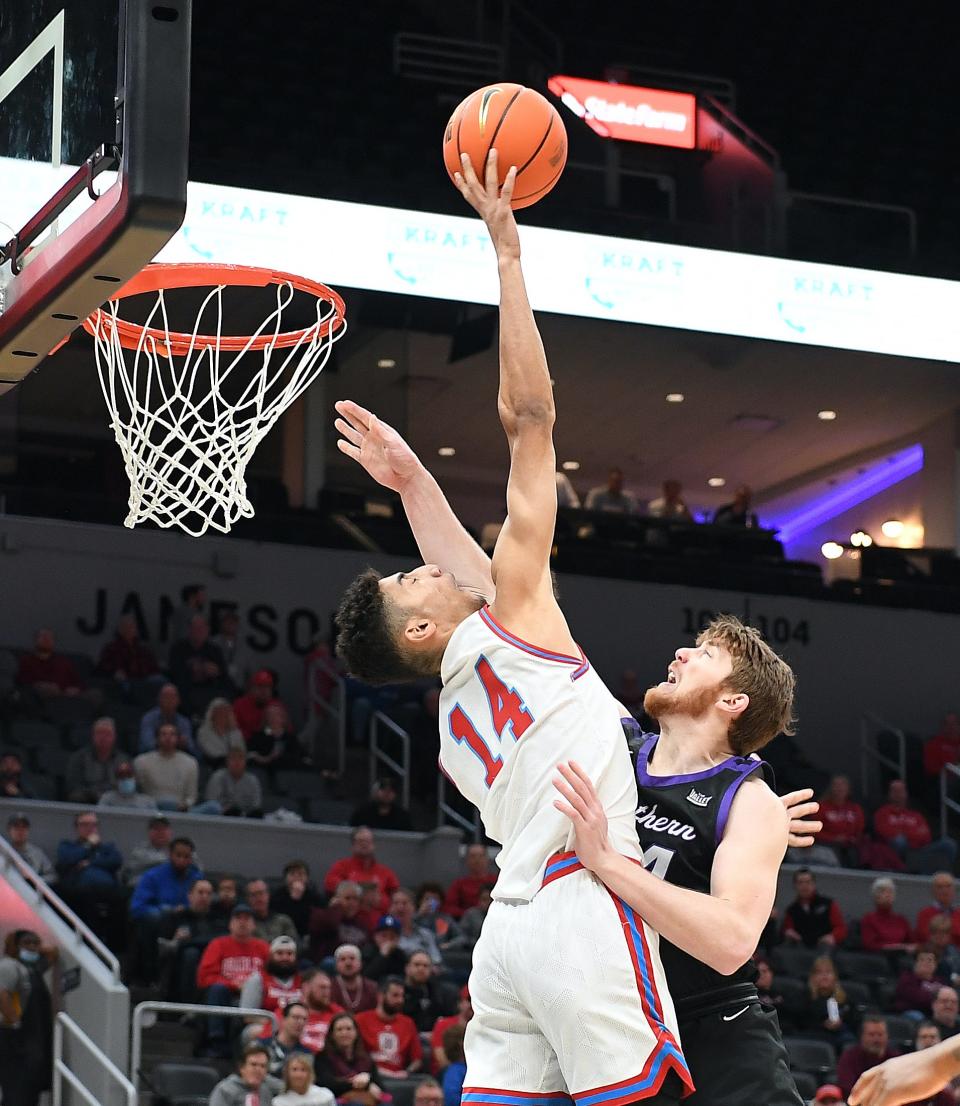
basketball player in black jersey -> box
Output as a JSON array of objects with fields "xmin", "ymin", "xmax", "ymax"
[{"xmin": 553, "ymin": 614, "xmax": 817, "ymax": 1106}]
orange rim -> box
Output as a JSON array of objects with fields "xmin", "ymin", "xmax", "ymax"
[{"xmin": 83, "ymin": 262, "xmax": 346, "ymax": 355}]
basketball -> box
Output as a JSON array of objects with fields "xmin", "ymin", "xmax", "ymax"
[{"xmin": 442, "ymin": 83, "xmax": 568, "ymax": 210}]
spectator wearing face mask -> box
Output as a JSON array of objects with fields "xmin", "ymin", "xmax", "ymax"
[
  {"xmin": 0, "ymin": 929, "xmax": 56, "ymax": 1106},
  {"xmin": 97, "ymin": 760, "xmax": 159, "ymax": 810}
]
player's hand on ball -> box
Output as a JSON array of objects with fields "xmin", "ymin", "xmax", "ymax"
[
  {"xmin": 780, "ymin": 788, "xmax": 822, "ymax": 848},
  {"xmin": 335, "ymin": 400, "xmax": 422, "ymax": 492},
  {"xmin": 553, "ymin": 760, "xmax": 613, "ymax": 872},
  {"xmin": 454, "ymin": 150, "xmax": 521, "ymax": 261}
]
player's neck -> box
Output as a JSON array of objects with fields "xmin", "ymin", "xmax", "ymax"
[{"xmin": 651, "ymin": 718, "xmax": 734, "ymax": 775}]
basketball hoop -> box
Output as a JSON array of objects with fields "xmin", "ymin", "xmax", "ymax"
[{"xmin": 84, "ymin": 262, "xmax": 346, "ymax": 537}]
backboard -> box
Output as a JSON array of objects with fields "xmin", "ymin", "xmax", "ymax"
[{"xmin": 0, "ymin": 0, "xmax": 192, "ymax": 392}]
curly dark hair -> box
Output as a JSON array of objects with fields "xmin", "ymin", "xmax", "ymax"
[{"xmin": 335, "ymin": 568, "xmax": 441, "ymax": 685}]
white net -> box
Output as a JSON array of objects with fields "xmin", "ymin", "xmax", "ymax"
[{"xmin": 87, "ymin": 274, "xmax": 346, "ymax": 537}]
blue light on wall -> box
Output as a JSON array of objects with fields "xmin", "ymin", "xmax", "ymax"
[{"xmin": 767, "ymin": 445, "xmax": 923, "ymax": 545}]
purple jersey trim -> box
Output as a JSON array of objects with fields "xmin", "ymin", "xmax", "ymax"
[
  {"xmin": 714, "ymin": 758, "xmax": 765, "ymax": 843},
  {"xmin": 633, "ymin": 731, "xmax": 765, "ymax": 843}
]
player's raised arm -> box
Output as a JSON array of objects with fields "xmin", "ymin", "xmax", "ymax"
[
  {"xmin": 334, "ymin": 399, "xmax": 494, "ymax": 599},
  {"xmin": 455, "ymin": 151, "xmax": 570, "ymax": 647}
]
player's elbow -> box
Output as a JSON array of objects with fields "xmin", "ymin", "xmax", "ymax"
[
  {"xmin": 709, "ymin": 925, "xmax": 758, "ymax": 975},
  {"xmin": 499, "ymin": 398, "xmax": 555, "ymax": 437}
]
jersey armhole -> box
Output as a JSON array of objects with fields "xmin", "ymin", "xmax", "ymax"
[{"xmin": 715, "ymin": 760, "xmax": 768, "ymax": 844}]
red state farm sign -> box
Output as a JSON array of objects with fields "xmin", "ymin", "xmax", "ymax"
[{"xmin": 547, "ymin": 75, "xmax": 696, "ymax": 149}]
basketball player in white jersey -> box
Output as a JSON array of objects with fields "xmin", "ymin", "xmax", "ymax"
[{"xmin": 335, "ymin": 150, "xmax": 693, "ymax": 1104}]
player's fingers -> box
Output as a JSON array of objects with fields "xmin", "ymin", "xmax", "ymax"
[
  {"xmin": 336, "ymin": 440, "xmax": 361, "ymax": 462},
  {"xmin": 334, "ymin": 418, "xmax": 363, "ymax": 446},
  {"xmin": 794, "ymin": 817, "xmax": 823, "ymax": 833},
  {"xmin": 460, "ymin": 152, "xmax": 480, "ymax": 190},
  {"xmin": 335, "ymin": 399, "xmax": 372, "ymax": 427},
  {"xmin": 567, "ymin": 760, "xmax": 599, "ymax": 798},
  {"xmin": 789, "ymin": 802, "xmax": 820, "ymax": 820},
  {"xmin": 552, "ymin": 798, "xmax": 582, "ymax": 824},
  {"xmin": 788, "ymin": 834, "xmax": 816, "ymax": 847},
  {"xmin": 553, "ymin": 772, "xmax": 591, "ymax": 819},
  {"xmin": 556, "ymin": 762, "xmax": 592, "ymax": 805},
  {"xmin": 484, "ymin": 148, "xmax": 499, "ymax": 194},
  {"xmin": 500, "ymin": 164, "xmax": 518, "ymax": 203},
  {"xmin": 781, "ymin": 787, "xmax": 815, "ymax": 807}
]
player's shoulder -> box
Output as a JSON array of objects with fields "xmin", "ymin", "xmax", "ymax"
[{"xmin": 726, "ymin": 772, "xmax": 786, "ymax": 830}]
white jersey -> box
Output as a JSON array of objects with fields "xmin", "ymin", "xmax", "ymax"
[{"xmin": 439, "ymin": 605, "xmax": 642, "ymax": 902}]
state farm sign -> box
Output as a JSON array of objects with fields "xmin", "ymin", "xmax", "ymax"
[{"xmin": 547, "ymin": 75, "xmax": 696, "ymax": 149}]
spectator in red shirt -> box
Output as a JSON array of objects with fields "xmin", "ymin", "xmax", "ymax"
[
  {"xmin": 916, "ymin": 872, "xmax": 960, "ymax": 946},
  {"xmin": 300, "ymin": 970, "xmax": 345, "ymax": 1052},
  {"xmin": 96, "ymin": 614, "xmax": 160, "ymax": 684},
  {"xmin": 233, "ymin": 669, "xmax": 283, "ymax": 741},
  {"xmin": 442, "ymin": 844, "xmax": 496, "ymax": 920},
  {"xmin": 324, "ymin": 829, "xmax": 399, "ymax": 914},
  {"xmin": 430, "ymin": 986, "xmax": 472, "ymax": 1074},
  {"xmin": 197, "ymin": 904, "xmax": 270, "ymax": 1056},
  {"xmin": 925, "ymin": 713, "xmax": 960, "ymax": 777},
  {"xmin": 894, "ymin": 949, "xmax": 947, "ymax": 1017},
  {"xmin": 837, "ymin": 1015, "xmax": 898, "ymax": 1098},
  {"xmin": 309, "ymin": 881, "xmax": 376, "ymax": 963},
  {"xmin": 875, "ymin": 779, "xmax": 958, "ymax": 867},
  {"xmin": 782, "ymin": 868, "xmax": 848, "ymax": 948},
  {"xmin": 818, "ymin": 774, "xmax": 865, "ymax": 868},
  {"xmin": 860, "ymin": 876, "xmax": 915, "ymax": 955},
  {"xmin": 16, "ymin": 628, "xmax": 82, "ymax": 699},
  {"xmin": 355, "ymin": 977, "xmax": 423, "ymax": 1078},
  {"xmin": 330, "ymin": 944, "xmax": 378, "ymax": 1014}
]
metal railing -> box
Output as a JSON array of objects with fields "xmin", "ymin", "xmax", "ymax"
[
  {"xmin": 393, "ymin": 32, "xmax": 503, "ymax": 86},
  {"xmin": 304, "ymin": 650, "xmax": 347, "ymax": 778},
  {"xmin": 788, "ymin": 190, "xmax": 918, "ymax": 257},
  {"xmin": 437, "ymin": 771, "xmax": 482, "ymax": 841},
  {"xmin": 54, "ymin": 1012, "xmax": 136, "ymax": 1106},
  {"xmin": 0, "ymin": 833, "xmax": 121, "ymax": 979},
  {"xmin": 131, "ymin": 1000, "xmax": 279, "ymax": 1090},
  {"xmin": 369, "ymin": 710, "xmax": 411, "ymax": 810},
  {"xmin": 859, "ymin": 712, "xmax": 906, "ymax": 797},
  {"xmin": 941, "ymin": 763, "xmax": 960, "ymax": 840}
]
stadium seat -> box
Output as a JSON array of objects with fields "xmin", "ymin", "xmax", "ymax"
[
  {"xmin": 149, "ymin": 1062, "xmax": 221, "ymax": 1106},
  {"xmin": 305, "ymin": 797, "xmax": 353, "ymax": 824},
  {"xmin": 8, "ymin": 719, "xmax": 60, "ymax": 749},
  {"xmin": 834, "ymin": 951, "xmax": 890, "ymax": 985},
  {"xmin": 771, "ymin": 945, "xmax": 819, "ymax": 979},
  {"xmin": 773, "ymin": 977, "xmax": 807, "ymax": 1028},
  {"xmin": 791, "ymin": 1070, "xmax": 817, "ymax": 1101},
  {"xmin": 274, "ymin": 768, "xmax": 326, "ymax": 799},
  {"xmin": 883, "ymin": 1015, "xmax": 917, "ymax": 1052},
  {"xmin": 839, "ymin": 978, "xmax": 872, "ymax": 1011},
  {"xmin": 782, "ymin": 1037, "xmax": 836, "ymax": 1078},
  {"xmin": 379, "ymin": 1076, "xmax": 430, "ymax": 1106},
  {"xmin": 43, "ymin": 695, "xmax": 97, "ymax": 728}
]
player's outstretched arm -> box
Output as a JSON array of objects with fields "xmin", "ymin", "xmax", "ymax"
[
  {"xmin": 455, "ymin": 151, "xmax": 571, "ymax": 649},
  {"xmin": 334, "ymin": 399, "xmax": 494, "ymax": 599},
  {"xmin": 554, "ymin": 761, "xmax": 788, "ymax": 975},
  {"xmin": 848, "ymin": 1038, "xmax": 960, "ymax": 1105}
]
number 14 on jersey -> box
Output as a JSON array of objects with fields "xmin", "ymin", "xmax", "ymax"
[{"xmin": 448, "ymin": 656, "xmax": 534, "ymax": 787}]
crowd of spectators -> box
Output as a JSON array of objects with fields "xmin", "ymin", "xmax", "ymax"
[
  {"xmin": 756, "ymin": 866, "xmax": 960, "ymax": 1101},
  {"xmin": 573, "ymin": 467, "xmax": 760, "ymax": 528}
]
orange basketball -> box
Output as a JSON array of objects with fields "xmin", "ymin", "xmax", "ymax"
[{"xmin": 442, "ymin": 83, "xmax": 567, "ymax": 210}]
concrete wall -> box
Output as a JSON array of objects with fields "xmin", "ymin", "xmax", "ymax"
[{"xmin": 0, "ymin": 798, "xmax": 465, "ymax": 889}]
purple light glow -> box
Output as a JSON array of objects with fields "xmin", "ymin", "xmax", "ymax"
[{"xmin": 766, "ymin": 444, "xmax": 923, "ymax": 544}]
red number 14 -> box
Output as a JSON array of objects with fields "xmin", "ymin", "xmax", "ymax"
[{"xmin": 448, "ymin": 656, "xmax": 533, "ymax": 787}]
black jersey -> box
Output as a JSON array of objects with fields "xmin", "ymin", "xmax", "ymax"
[{"xmin": 625, "ymin": 720, "xmax": 775, "ymax": 1019}]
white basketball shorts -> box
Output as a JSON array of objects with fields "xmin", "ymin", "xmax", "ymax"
[{"xmin": 463, "ymin": 851, "xmax": 693, "ymax": 1106}]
